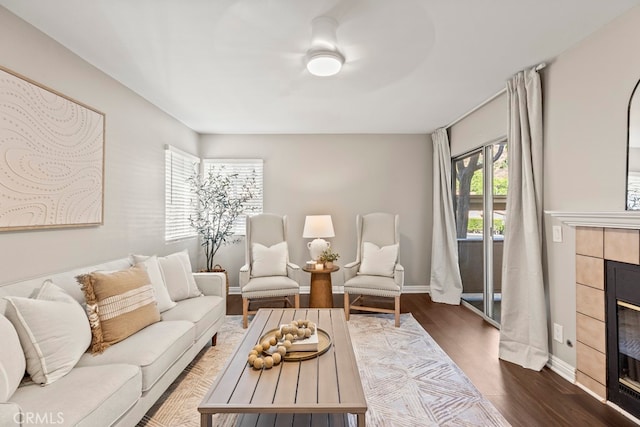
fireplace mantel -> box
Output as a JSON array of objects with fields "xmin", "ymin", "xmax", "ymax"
[{"xmin": 546, "ymin": 211, "xmax": 640, "ymax": 229}]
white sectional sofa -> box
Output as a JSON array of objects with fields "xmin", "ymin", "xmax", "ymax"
[{"xmin": 0, "ymin": 254, "xmax": 227, "ymax": 427}]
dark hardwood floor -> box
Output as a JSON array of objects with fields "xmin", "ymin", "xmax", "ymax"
[{"xmin": 226, "ymin": 293, "xmax": 638, "ymax": 427}]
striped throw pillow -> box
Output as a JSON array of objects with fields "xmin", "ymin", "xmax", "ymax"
[{"xmin": 77, "ymin": 265, "xmax": 160, "ymax": 353}]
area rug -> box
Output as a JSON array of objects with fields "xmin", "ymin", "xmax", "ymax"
[{"xmin": 138, "ymin": 314, "xmax": 510, "ymax": 427}]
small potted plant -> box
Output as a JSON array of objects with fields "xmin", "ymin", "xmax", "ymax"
[{"xmin": 319, "ymin": 248, "xmax": 340, "ymax": 269}]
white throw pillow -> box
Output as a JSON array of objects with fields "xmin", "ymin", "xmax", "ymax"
[
  {"xmin": 3, "ymin": 280, "xmax": 91, "ymax": 385},
  {"xmin": 251, "ymin": 242, "xmax": 288, "ymax": 277},
  {"xmin": 131, "ymin": 254, "xmax": 177, "ymax": 312},
  {"xmin": 358, "ymin": 242, "xmax": 399, "ymax": 277},
  {"xmin": 0, "ymin": 314, "xmax": 25, "ymax": 401},
  {"xmin": 157, "ymin": 250, "xmax": 202, "ymax": 302}
]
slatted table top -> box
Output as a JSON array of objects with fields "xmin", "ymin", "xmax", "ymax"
[{"xmin": 198, "ymin": 308, "xmax": 367, "ymax": 427}]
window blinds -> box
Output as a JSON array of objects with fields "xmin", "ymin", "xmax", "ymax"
[{"xmin": 165, "ymin": 146, "xmax": 200, "ymax": 241}]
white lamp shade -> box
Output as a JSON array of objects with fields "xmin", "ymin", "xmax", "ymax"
[{"xmin": 302, "ymin": 215, "xmax": 335, "ymax": 238}]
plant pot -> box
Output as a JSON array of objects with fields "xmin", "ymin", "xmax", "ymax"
[{"xmin": 325, "ymin": 261, "xmax": 333, "ymax": 269}]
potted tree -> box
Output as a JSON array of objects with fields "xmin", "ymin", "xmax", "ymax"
[{"xmin": 188, "ymin": 166, "xmax": 258, "ymax": 278}]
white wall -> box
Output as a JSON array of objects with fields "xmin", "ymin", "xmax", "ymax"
[
  {"xmin": 199, "ymin": 134, "xmax": 432, "ymax": 291},
  {"xmin": 544, "ymin": 5, "xmax": 640, "ymax": 366},
  {"xmin": 0, "ymin": 8, "xmax": 200, "ymax": 284},
  {"xmin": 448, "ymin": 4, "xmax": 640, "ymax": 368}
]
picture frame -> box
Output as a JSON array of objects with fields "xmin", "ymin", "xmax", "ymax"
[{"xmin": 0, "ymin": 66, "xmax": 105, "ymax": 231}]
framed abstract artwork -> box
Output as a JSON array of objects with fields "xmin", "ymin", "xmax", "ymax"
[{"xmin": 0, "ymin": 66, "xmax": 105, "ymax": 231}]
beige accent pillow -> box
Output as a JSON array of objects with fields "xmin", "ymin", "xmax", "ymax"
[
  {"xmin": 0, "ymin": 314, "xmax": 25, "ymax": 400},
  {"xmin": 251, "ymin": 242, "xmax": 288, "ymax": 277},
  {"xmin": 77, "ymin": 265, "xmax": 160, "ymax": 354},
  {"xmin": 358, "ymin": 242, "xmax": 399, "ymax": 277},
  {"xmin": 3, "ymin": 281, "xmax": 90, "ymax": 385},
  {"xmin": 157, "ymin": 250, "xmax": 202, "ymax": 301},
  {"xmin": 131, "ymin": 254, "xmax": 177, "ymax": 312}
]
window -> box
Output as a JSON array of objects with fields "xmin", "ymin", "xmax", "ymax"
[
  {"xmin": 165, "ymin": 146, "xmax": 200, "ymax": 241},
  {"xmin": 203, "ymin": 159, "xmax": 263, "ymax": 235}
]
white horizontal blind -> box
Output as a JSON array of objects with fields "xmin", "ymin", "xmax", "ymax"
[
  {"xmin": 165, "ymin": 146, "xmax": 200, "ymax": 241},
  {"xmin": 203, "ymin": 159, "xmax": 263, "ymax": 235}
]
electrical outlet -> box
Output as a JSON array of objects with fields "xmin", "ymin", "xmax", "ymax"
[
  {"xmin": 553, "ymin": 323, "xmax": 563, "ymax": 343},
  {"xmin": 552, "ymin": 225, "xmax": 563, "ymax": 243}
]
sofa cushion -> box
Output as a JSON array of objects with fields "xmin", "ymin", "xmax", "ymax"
[
  {"xmin": 358, "ymin": 242, "xmax": 398, "ymax": 277},
  {"xmin": 76, "ymin": 265, "xmax": 161, "ymax": 353},
  {"xmin": 157, "ymin": 250, "xmax": 202, "ymax": 301},
  {"xmin": 3, "ymin": 281, "xmax": 90, "ymax": 385},
  {"xmin": 161, "ymin": 296, "xmax": 225, "ymax": 340},
  {"xmin": 251, "ymin": 242, "xmax": 288, "ymax": 277},
  {"xmin": 131, "ymin": 255, "xmax": 177, "ymax": 312},
  {"xmin": 76, "ymin": 320, "xmax": 195, "ymax": 392},
  {"xmin": 10, "ymin": 364, "xmax": 141, "ymax": 427},
  {"xmin": 0, "ymin": 314, "xmax": 25, "ymax": 402}
]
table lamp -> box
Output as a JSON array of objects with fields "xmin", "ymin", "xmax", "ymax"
[{"xmin": 303, "ymin": 215, "xmax": 335, "ymax": 261}]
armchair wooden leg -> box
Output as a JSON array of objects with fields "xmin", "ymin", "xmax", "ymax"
[
  {"xmin": 211, "ymin": 333, "xmax": 218, "ymax": 346},
  {"xmin": 242, "ymin": 297, "xmax": 249, "ymax": 329},
  {"xmin": 394, "ymin": 295, "xmax": 400, "ymax": 327},
  {"xmin": 294, "ymin": 294, "xmax": 300, "ymax": 309},
  {"xmin": 344, "ymin": 292, "xmax": 350, "ymax": 321}
]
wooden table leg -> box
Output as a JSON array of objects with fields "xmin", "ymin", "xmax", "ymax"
[
  {"xmin": 309, "ymin": 272, "xmax": 334, "ymax": 308},
  {"xmin": 357, "ymin": 412, "xmax": 366, "ymax": 427},
  {"xmin": 200, "ymin": 412, "xmax": 212, "ymax": 427}
]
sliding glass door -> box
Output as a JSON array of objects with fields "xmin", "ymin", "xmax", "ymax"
[{"xmin": 453, "ymin": 141, "xmax": 507, "ymax": 324}]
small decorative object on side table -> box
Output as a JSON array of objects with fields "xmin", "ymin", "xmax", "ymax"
[
  {"xmin": 319, "ymin": 247, "xmax": 340, "ymax": 270},
  {"xmin": 303, "ymin": 264, "xmax": 340, "ymax": 308}
]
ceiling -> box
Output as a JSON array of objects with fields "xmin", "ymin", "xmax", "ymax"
[{"xmin": 1, "ymin": 0, "xmax": 638, "ymax": 134}]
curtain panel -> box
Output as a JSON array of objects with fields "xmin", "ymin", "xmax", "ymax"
[
  {"xmin": 429, "ymin": 128, "xmax": 463, "ymax": 305},
  {"xmin": 498, "ymin": 67, "xmax": 548, "ymax": 371}
]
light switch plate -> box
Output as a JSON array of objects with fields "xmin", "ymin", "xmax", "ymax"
[{"xmin": 552, "ymin": 225, "xmax": 563, "ymax": 243}]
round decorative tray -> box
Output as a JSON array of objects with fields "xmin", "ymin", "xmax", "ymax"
[{"xmin": 258, "ymin": 328, "xmax": 332, "ymax": 361}]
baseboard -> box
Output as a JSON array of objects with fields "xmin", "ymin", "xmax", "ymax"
[
  {"xmin": 403, "ymin": 285, "xmax": 430, "ymax": 293},
  {"xmin": 546, "ymin": 354, "xmax": 575, "ymax": 384}
]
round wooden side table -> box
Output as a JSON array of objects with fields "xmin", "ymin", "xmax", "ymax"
[{"xmin": 302, "ymin": 265, "xmax": 340, "ymax": 308}]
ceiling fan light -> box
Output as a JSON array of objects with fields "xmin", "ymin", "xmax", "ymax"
[{"xmin": 306, "ymin": 51, "xmax": 344, "ymax": 77}]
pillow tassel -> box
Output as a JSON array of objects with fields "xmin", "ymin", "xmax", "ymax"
[{"xmin": 76, "ymin": 274, "xmax": 107, "ymax": 354}]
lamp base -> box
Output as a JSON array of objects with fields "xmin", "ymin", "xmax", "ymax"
[{"xmin": 308, "ymin": 238, "xmax": 330, "ymax": 261}]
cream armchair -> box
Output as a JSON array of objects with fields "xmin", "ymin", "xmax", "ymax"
[
  {"xmin": 239, "ymin": 213, "xmax": 300, "ymax": 328},
  {"xmin": 343, "ymin": 213, "xmax": 404, "ymax": 327}
]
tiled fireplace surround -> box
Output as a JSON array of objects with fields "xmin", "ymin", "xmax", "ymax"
[{"xmin": 575, "ymin": 226, "xmax": 640, "ymax": 399}]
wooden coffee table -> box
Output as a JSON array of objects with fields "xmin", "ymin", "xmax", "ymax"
[{"xmin": 198, "ymin": 308, "xmax": 367, "ymax": 427}]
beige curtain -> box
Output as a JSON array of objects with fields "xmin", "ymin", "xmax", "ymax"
[
  {"xmin": 498, "ymin": 67, "xmax": 548, "ymax": 370},
  {"xmin": 429, "ymin": 128, "xmax": 463, "ymax": 304}
]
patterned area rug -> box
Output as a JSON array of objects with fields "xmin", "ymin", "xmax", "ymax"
[{"xmin": 138, "ymin": 314, "xmax": 510, "ymax": 427}]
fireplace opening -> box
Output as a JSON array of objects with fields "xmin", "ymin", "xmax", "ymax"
[{"xmin": 606, "ymin": 261, "xmax": 640, "ymax": 418}]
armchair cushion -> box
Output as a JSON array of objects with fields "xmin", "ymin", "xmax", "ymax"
[
  {"xmin": 358, "ymin": 242, "xmax": 399, "ymax": 277},
  {"xmin": 251, "ymin": 242, "xmax": 288, "ymax": 277},
  {"xmin": 242, "ymin": 276, "xmax": 299, "ymax": 299},
  {"xmin": 344, "ymin": 274, "xmax": 401, "ymax": 297}
]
